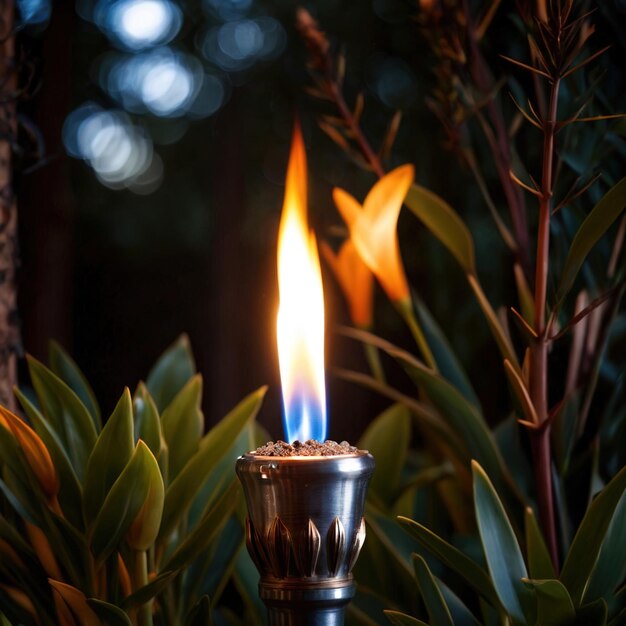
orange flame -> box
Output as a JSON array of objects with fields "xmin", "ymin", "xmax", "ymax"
[{"xmin": 276, "ymin": 123, "xmax": 327, "ymax": 442}]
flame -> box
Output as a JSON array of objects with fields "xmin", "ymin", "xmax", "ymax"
[{"xmin": 276, "ymin": 124, "xmax": 327, "ymax": 443}]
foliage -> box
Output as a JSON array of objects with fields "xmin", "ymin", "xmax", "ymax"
[
  {"xmin": 297, "ymin": 1, "xmax": 626, "ymax": 625},
  {"xmin": 0, "ymin": 336, "xmax": 268, "ymax": 626}
]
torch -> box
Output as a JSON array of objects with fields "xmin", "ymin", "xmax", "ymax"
[{"xmin": 236, "ymin": 124, "xmax": 374, "ymax": 625}]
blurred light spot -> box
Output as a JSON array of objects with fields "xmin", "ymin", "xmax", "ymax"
[
  {"xmin": 95, "ymin": 0, "xmax": 182, "ymax": 50},
  {"xmin": 129, "ymin": 153, "xmax": 164, "ymax": 194},
  {"xmin": 100, "ymin": 48, "xmax": 212, "ymax": 117},
  {"xmin": 63, "ymin": 103, "xmax": 160, "ymax": 192},
  {"xmin": 141, "ymin": 59, "xmax": 193, "ymax": 114},
  {"xmin": 367, "ymin": 57, "xmax": 417, "ymax": 109},
  {"xmin": 200, "ymin": 17, "xmax": 285, "ymax": 72},
  {"xmin": 203, "ymin": 0, "xmax": 252, "ymax": 21},
  {"xmin": 187, "ymin": 74, "xmax": 228, "ymax": 118},
  {"xmin": 218, "ymin": 20, "xmax": 263, "ymax": 60},
  {"xmin": 17, "ymin": 0, "xmax": 51, "ymax": 24}
]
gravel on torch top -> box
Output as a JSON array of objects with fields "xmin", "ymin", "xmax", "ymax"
[{"xmin": 252, "ymin": 439, "xmax": 364, "ymax": 457}]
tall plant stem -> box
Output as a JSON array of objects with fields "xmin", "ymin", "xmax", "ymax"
[
  {"xmin": 133, "ymin": 550, "xmax": 153, "ymax": 626},
  {"xmin": 529, "ymin": 77, "xmax": 561, "ymax": 571}
]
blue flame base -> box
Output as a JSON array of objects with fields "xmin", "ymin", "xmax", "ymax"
[{"xmin": 282, "ymin": 394, "xmax": 327, "ymax": 443}]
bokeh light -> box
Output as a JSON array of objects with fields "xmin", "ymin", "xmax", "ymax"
[
  {"xmin": 100, "ymin": 48, "xmax": 216, "ymax": 117},
  {"xmin": 94, "ymin": 0, "xmax": 183, "ymax": 50},
  {"xmin": 63, "ymin": 103, "xmax": 160, "ymax": 191},
  {"xmin": 17, "ymin": 0, "xmax": 51, "ymax": 25},
  {"xmin": 367, "ymin": 56, "xmax": 418, "ymax": 109},
  {"xmin": 199, "ymin": 17, "xmax": 285, "ymax": 73}
]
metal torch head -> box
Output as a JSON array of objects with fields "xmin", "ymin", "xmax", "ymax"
[{"xmin": 236, "ymin": 451, "xmax": 375, "ymax": 625}]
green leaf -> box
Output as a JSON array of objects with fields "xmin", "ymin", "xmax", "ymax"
[
  {"xmin": 561, "ymin": 465, "xmax": 626, "ymax": 606},
  {"xmin": 185, "ymin": 596, "xmax": 213, "ymax": 626},
  {"xmin": 27, "ymin": 355, "xmax": 98, "ymax": 481},
  {"xmin": 49, "ymin": 341, "xmax": 101, "ymax": 431},
  {"xmin": 14, "ymin": 388, "xmax": 83, "ymax": 529},
  {"xmin": 159, "ymin": 387, "xmax": 266, "ymax": 540},
  {"xmin": 121, "ymin": 570, "xmax": 179, "ymax": 611},
  {"xmin": 397, "ymin": 517, "xmax": 500, "ymax": 609},
  {"xmin": 437, "ymin": 578, "xmax": 482, "ymax": 626},
  {"xmin": 401, "ymin": 357, "xmax": 506, "ymax": 491},
  {"xmin": 121, "ymin": 570, "xmax": 178, "ymax": 610},
  {"xmin": 523, "ymin": 579, "xmax": 576, "ymax": 626},
  {"xmin": 358, "ymin": 404, "xmax": 410, "ymax": 504},
  {"xmin": 163, "ymin": 481, "xmax": 239, "ymax": 571},
  {"xmin": 575, "ymin": 598, "xmax": 608, "ymax": 625},
  {"xmin": 133, "ymin": 382, "xmax": 162, "ymax": 457},
  {"xmin": 405, "ymin": 183, "xmax": 476, "ymax": 274},
  {"xmin": 413, "ymin": 295, "xmax": 479, "ymax": 406},
  {"xmin": 525, "ymin": 507, "xmax": 556, "ymax": 580},
  {"xmin": 558, "ymin": 177, "xmax": 626, "ymax": 299},
  {"xmin": 0, "ymin": 428, "xmax": 45, "ymax": 524},
  {"xmin": 582, "ymin": 488, "xmax": 626, "ymax": 604},
  {"xmin": 146, "ymin": 334, "xmax": 196, "ymax": 411},
  {"xmin": 233, "ymin": 549, "xmax": 265, "ymax": 623},
  {"xmin": 90, "ymin": 441, "xmax": 158, "ymax": 564},
  {"xmin": 472, "ymin": 461, "xmax": 533, "ymax": 625},
  {"xmin": 83, "ymin": 389, "xmax": 135, "ymax": 526},
  {"xmin": 384, "ymin": 611, "xmax": 428, "ymax": 626},
  {"xmin": 87, "ymin": 599, "xmax": 132, "ymax": 626},
  {"xmin": 125, "ymin": 440, "xmax": 164, "ymax": 551},
  {"xmin": 160, "ymin": 375, "xmax": 204, "ymax": 481},
  {"xmin": 412, "ymin": 554, "xmax": 454, "ymax": 626}
]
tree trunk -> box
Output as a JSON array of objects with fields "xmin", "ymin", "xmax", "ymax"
[{"xmin": 0, "ymin": 0, "xmax": 19, "ymax": 411}]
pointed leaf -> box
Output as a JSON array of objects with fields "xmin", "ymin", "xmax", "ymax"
[
  {"xmin": 413, "ymin": 554, "xmax": 454, "ymax": 626},
  {"xmin": 87, "ymin": 599, "xmax": 132, "ymax": 626},
  {"xmin": 558, "ymin": 177, "xmax": 626, "ymax": 300},
  {"xmin": 160, "ymin": 375, "xmax": 204, "ymax": 481},
  {"xmin": 14, "ymin": 388, "xmax": 83, "ymax": 528},
  {"xmin": 384, "ymin": 611, "xmax": 428, "ymax": 626},
  {"xmin": 437, "ymin": 578, "xmax": 482, "ymax": 626},
  {"xmin": 582, "ymin": 486, "xmax": 626, "ymax": 604},
  {"xmin": 90, "ymin": 441, "xmax": 158, "ymax": 564},
  {"xmin": 523, "ymin": 579, "xmax": 576, "ymax": 626},
  {"xmin": 575, "ymin": 598, "xmax": 608, "ymax": 625},
  {"xmin": 146, "ymin": 334, "xmax": 196, "ymax": 411},
  {"xmin": 48, "ymin": 581, "xmax": 100, "ymax": 626},
  {"xmin": 358, "ymin": 404, "xmax": 410, "ymax": 504},
  {"xmin": 405, "ymin": 184, "xmax": 476, "ymax": 274},
  {"xmin": 525, "ymin": 507, "xmax": 556, "ymax": 580},
  {"xmin": 125, "ymin": 442, "xmax": 164, "ymax": 551},
  {"xmin": 27, "ymin": 355, "xmax": 98, "ymax": 481},
  {"xmin": 133, "ymin": 383, "xmax": 162, "ymax": 456},
  {"xmin": 120, "ymin": 570, "xmax": 178, "ymax": 610},
  {"xmin": 472, "ymin": 461, "xmax": 533, "ymax": 625},
  {"xmin": 49, "ymin": 341, "xmax": 101, "ymax": 431},
  {"xmin": 185, "ymin": 596, "xmax": 213, "ymax": 626},
  {"xmin": 159, "ymin": 387, "xmax": 266, "ymax": 539},
  {"xmin": 83, "ymin": 389, "xmax": 135, "ymax": 526},
  {"xmin": 397, "ymin": 517, "xmax": 500, "ymax": 609},
  {"xmin": 561, "ymin": 465, "xmax": 626, "ymax": 605}
]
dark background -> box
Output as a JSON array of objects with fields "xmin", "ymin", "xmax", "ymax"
[{"xmin": 15, "ymin": 0, "xmax": 626, "ymax": 440}]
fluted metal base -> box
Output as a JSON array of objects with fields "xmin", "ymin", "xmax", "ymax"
[{"xmin": 236, "ymin": 451, "xmax": 374, "ymax": 626}]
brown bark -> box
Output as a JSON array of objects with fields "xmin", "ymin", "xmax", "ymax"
[{"xmin": 0, "ymin": 0, "xmax": 19, "ymax": 410}]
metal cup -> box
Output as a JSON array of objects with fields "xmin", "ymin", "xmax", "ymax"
[{"xmin": 236, "ymin": 451, "xmax": 375, "ymax": 626}]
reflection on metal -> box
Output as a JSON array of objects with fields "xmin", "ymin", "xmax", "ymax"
[{"xmin": 237, "ymin": 451, "xmax": 374, "ymax": 625}]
